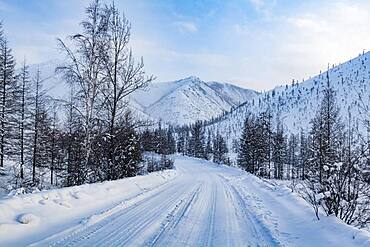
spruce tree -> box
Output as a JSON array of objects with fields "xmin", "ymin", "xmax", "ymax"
[
  {"xmin": 299, "ymin": 130, "xmax": 308, "ymax": 180},
  {"xmin": 189, "ymin": 121, "xmax": 205, "ymax": 158},
  {"xmin": 256, "ymin": 110, "xmax": 273, "ymax": 177},
  {"xmin": 273, "ymin": 122, "xmax": 286, "ymax": 179},
  {"xmin": 176, "ymin": 129, "xmax": 186, "ymax": 155},
  {"xmin": 308, "ymin": 72, "xmax": 343, "ymax": 184},
  {"xmin": 213, "ymin": 133, "xmax": 228, "ymax": 164},
  {"xmin": 304, "ymin": 72, "xmax": 346, "ymax": 216},
  {"xmin": 237, "ymin": 116, "xmax": 257, "ymax": 173},
  {"xmin": 205, "ymin": 130, "xmax": 213, "ymax": 160},
  {"xmin": 287, "ymin": 134, "xmax": 299, "ymax": 180}
]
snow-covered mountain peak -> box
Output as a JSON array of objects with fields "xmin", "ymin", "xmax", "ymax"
[
  {"xmin": 178, "ymin": 76, "xmax": 201, "ymax": 83},
  {"xmin": 131, "ymin": 76, "xmax": 259, "ymax": 125}
]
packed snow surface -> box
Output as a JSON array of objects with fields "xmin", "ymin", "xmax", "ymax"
[{"xmin": 0, "ymin": 156, "xmax": 369, "ymax": 246}]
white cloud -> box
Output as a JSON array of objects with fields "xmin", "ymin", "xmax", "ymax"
[
  {"xmin": 228, "ymin": 1, "xmax": 370, "ymax": 89},
  {"xmin": 4, "ymin": 0, "xmax": 370, "ymax": 91},
  {"xmin": 281, "ymin": 1, "xmax": 370, "ymax": 65},
  {"xmin": 133, "ymin": 1, "xmax": 370, "ymax": 90},
  {"xmin": 174, "ymin": 21, "xmax": 198, "ymax": 33}
]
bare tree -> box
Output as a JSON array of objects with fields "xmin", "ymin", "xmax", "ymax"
[
  {"xmin": 57, "ymin": 0, "xmax": 109, "ymax": 182},
  {"xmin": 99, "ymin": 2, "xmax": 154, "ymax": 179}
]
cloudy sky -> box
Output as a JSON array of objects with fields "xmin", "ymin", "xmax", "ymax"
[{"xmin": 0, "ymin": 0, "xmax": 370, "ymax": 90}]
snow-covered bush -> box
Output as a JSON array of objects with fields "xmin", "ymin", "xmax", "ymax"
[{"xmin": 142, "ymin": 153, "xmax": 174, "ymax": 174}]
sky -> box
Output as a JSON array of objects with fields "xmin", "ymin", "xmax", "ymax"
[{"xmin": 1, "ymin": 0, "xmax": 370, "ymax": 90}]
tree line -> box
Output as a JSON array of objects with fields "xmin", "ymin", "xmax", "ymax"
[
  {"xmin": 237, "ymin": 72, "xmax": 370, "ymax": 228},
  {"xmin": 0, "ymin": 0, "xmax": 179, "ymax": 192},
  {"xmin": 176, "ymin": 121, "xmax": 229, "ymax": 164}
]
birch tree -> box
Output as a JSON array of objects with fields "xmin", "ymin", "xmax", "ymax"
[
  {"xmin": 99, "ymin": 2, "xmax": 154, "ymax": 179},
  {"xmin": 57, "ymin": 0, "xmax": 108, "ymax": 183}
]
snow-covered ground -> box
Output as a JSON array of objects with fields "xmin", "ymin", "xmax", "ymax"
[
  {"xmin": 0, "ymin": 170, "xmax": 177, "ymax": 246},
  {"xmin": 0, "ymin": 155, "xmax": 369, "ymax": 246}
]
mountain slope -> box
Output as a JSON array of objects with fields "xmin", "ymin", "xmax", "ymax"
[
  {"xmin": 206, "ymin": 52, "xmax": 370, "ymax": 146},
  {"xmin": 132, "ymin": 76, "xmax": 258, "ymax": 125},
  {"xmin": 208, "ymin": 81, "xmax": 258, "ymax": 106}
]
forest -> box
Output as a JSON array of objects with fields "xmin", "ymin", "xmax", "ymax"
[
  {"xmin": 0, "ymin": 0, "xmax": 369, "ymax": 233},
  {"xmin": 0, "ymin": 0, "xmax": 178, "ymax": 191}
]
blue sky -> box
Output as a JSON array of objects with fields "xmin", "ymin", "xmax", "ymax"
[{"xmin": 1, "ymin": 0, "xmax": 370, "ymax": 90}]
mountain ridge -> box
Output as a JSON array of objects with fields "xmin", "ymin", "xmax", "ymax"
[
  {"xmin": 205, "ymin": 51, "xmax": 370, "ymax": 147},
  {"xmin": 134, "ymin": 76, "xmax": 258, "ymax": 125}
]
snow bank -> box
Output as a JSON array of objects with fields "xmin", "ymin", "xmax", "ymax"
[
  {"xmin": 0, "ymin": 169, "xmax": 177, "ymax": 246},
  {"xmin": 220, "ymin": 169, "xmax": 370, "ymax": 247}
]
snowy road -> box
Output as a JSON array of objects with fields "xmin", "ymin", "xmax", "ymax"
[
  {"xmin": 33, "ymin": 157, "xmax": 278, "ymax": 247},
  {"xmin": 1, "ymin": 155, "xmax": 369, "ymax": 247}
]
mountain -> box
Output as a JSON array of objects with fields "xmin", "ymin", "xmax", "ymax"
[
  {"xmin": 131, "ymin": 76, "xmax": 259, "ymax": 125},
  {"xmin": 25, "ymin": 59, "xmax": 66, "ymax": 98},
  {"xmin": 23, "ymin": 62, "xmax": 258, "ymax": 126},
  {"xmin": 207, "ymin": 81, "xmax": 257, "ymax": 106},
  {"xmin": 205, "ymin": 52, "xmax": 370, "ymax": 147}
]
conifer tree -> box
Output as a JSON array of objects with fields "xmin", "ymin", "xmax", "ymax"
[
  {"xmin": 16, "ymin": 60, "xmax": 32, "ymax": 180},
  {"xmin": 189, "ymin": 121, "xmax": 205, "ymax": 158},
  {"xmin": 273, "ymin": 122, "xmax": 286, "ymax": 179},
  {"xmin": 213, "ymin": 133, "xmax": 228, "ymax": 164},
  {"xmin": 167, "ymin": 126, "xmax": 176, "ymax": 154},
  {"xmin": 31, "ymin": 69, "xmax": 51, "ymax": 185},
  {"xmin": 237, "ymin": 116, "xmax": 257, "ymax": 173},
  {"xmin": 176, "ymin": 128, "xmax": 187, "ymax": 155},
  {"xmin": 308, "ymin": 72, "xmax": 343, "ymax": 184},
  {"xmin": 0, "ymin": 24, "xmax": 16, "ymax": 168},
  {"xmin": 205, "ymin": 130, "xmax": 213, "ymax": 160},
  {"xmin": 256, "ymin": 110, "xmax": 273, "ymax": 177},
  {"xmin": 299, "ymin": 129, "xmax": 308, "ymax": 180},
  {"xmin": 287, "ymin": 134, "xmax": 299, "ymax": 180}
]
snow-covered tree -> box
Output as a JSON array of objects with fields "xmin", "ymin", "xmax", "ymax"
[
  {"xmin": 213, "ymin": 132, "xmax": 228, "ymax": 164},
  {"xmin": 189, "ymin": 121, "xmax": 205, "ymax": 159},
  {"xmin": 238, "ymin": 115, "xmax": 258, "ymax": 173},
  {"xmin": 205, "ymin": 130, "xmax": 213, "ymax": 160},
  {"xmin": 273, "ymin": 122, "xmax": 286, "ymax": 179},
  {"xmin": 31, "ymin": 69, "xmax": 51, "ymax": 185},
  {"xmin": 299, "ymin": 129, "xmax": 309, "ymax": 180}
]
